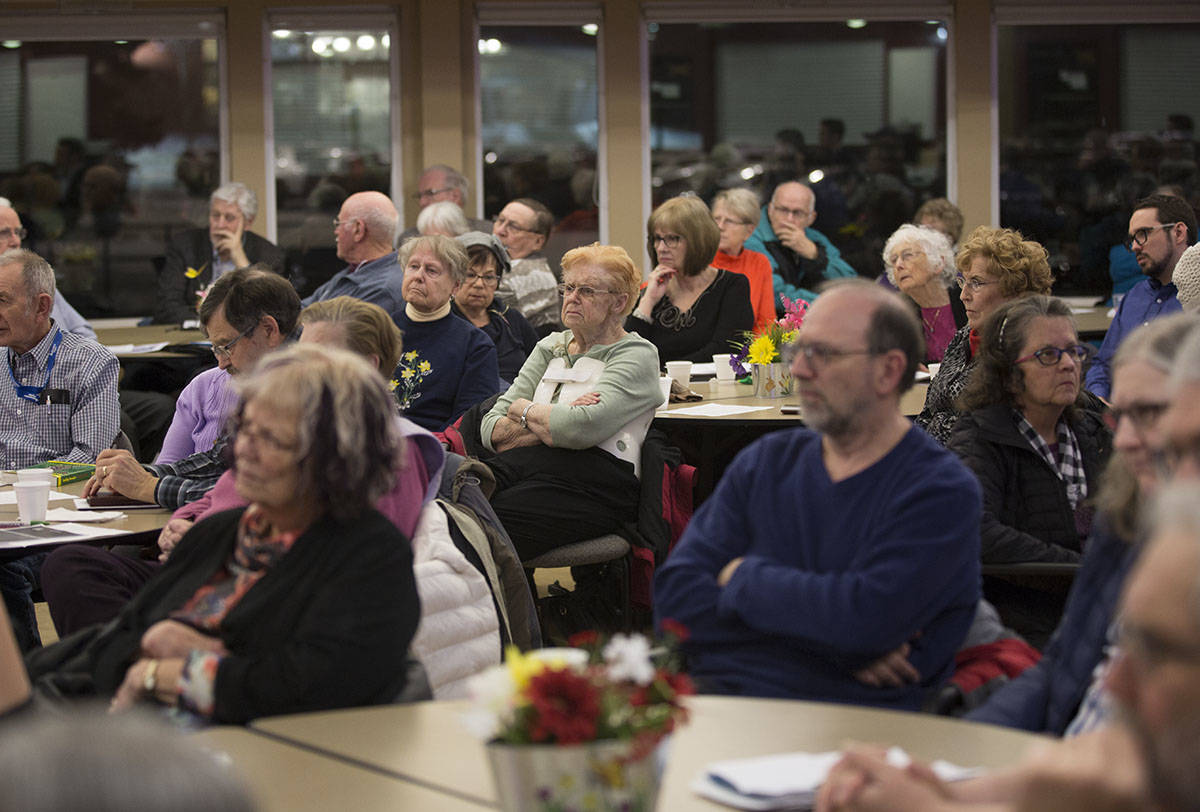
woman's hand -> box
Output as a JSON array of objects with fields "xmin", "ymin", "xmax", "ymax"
[
  {"xmin": 570, "ymin": 392, "xmax": 601, "ymax": 407},
  {"xmin": 636, "ymin": 265, "xmax": 676, "ymax": 317},
  {"xmin": 84, "ymin": 449, "xmax": 158, "ymax": 503},
  {"xmin": 140, "ymin": 620, "xmax": 226, "ymax": 660},
  {"xmin": 157, "ymin": 518, "xmax": 194, "ymax": 563},
  {"xmin": 110, "ymin": 656, "xmax": 185, "ymax": 712}
]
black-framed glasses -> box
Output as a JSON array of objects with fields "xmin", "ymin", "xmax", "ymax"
[
  {"xmin": 557, "ymin": 283, "xmax": 616, "ymax": 299},
  {"xmin": 783, "ymin": 341, "xmax": 877, "ymax": 369},
  {"xmin": 211, "ymin": 324, "xmax": 256, "ymax": 360},
  {"xmin": 1103, "ymin": 401, "xmax": 1169, "ymax": 433},
  {"xmin": 1124, "ymin": 223, "xmax": 1180, "ymax": 250},
  {"xmin": 465, "ymin": 272, "xmax": 499, "ymax": 287},
  {"xmin": 652, "ymin": 234, "xmax": 684, "ymax": 247},
  {"xmin": 955, "ymin": 274, "xmax": 998, "ymax": 292},
  {"xmin": 0, "ymin": 227, "xmax": 27, "ymax": 242},
  {"xmin": 1014, "ymin": 344, "xmax": 1093, "ymax": 366}
]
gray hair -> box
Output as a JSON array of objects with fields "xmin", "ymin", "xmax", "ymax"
[
  {"xmin": 234, "ymin": 343, "xmax": 402, "ymax": 521},
  {"xmin": 1170, "ymin": 324, "xmax": 1200, "ymax": 392},
  {"xmin": 416, "ymin": 200, "xmax": 469, "ymax": 237},
  {"xmin": 210, "ymin": 182, "xmax": 258, "ymax": 221},
  {"xmin": 0, "ymin": 248, "xmax": 56, "ymax": 302},
  {"xmin": 820, "ymin": 278, "xmax": 925, "ymax": 393},
  {"xmin": 712, "ymin": 187, "xmax": 761, "ymax": 227},
  {"xmin": 423, "ymin": 164, "xmax": 469, "ymax": 197},
  {"xmin": 397, "ymin": 234, "xmax": 469, "ymax": 285},
  {"xmin": 882, "ymin": 224, "xmax": 956, "ymax": 287}
]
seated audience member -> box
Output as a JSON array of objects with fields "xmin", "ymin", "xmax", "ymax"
[
  {"xmin": 1, "ymin": 200, "xmax": 93, "ymax": 338},
  {"xmin": 967, "ymin": 313, "xmax": 1199, "ymax": 735},
  {"xmin": 26, "ymin": 345, "xmax": 421, "ymax": 724},
  {"xmin": 302, "ymin": 191, "xmax": 405, "ymax": 324},
  {"xmin": 655, "ymin": 280, "xmax": 981, "ymax": 708},
  {"xmin": 913, "ymin": 197, "xmax": 965, "ymax": 246},
  {"xmin": 710, "ymin": 188, "xmax": 776, "ymax": 332},
  {"xmin": 44, "ymin": 296, "xmax": 444, "ymax": 637},
  {"xmin": 1086, "ymin": 193, "xmax": 1196, "ymax": 400},
  {"xmin": 817, "ymin": 483, "xmax": 1200, "ymax": 812},
  {"xmin": 451, "ymin": 232, "xmax": 538, "ymax": 386},
  {"xmin": 949, "ymin": 297, "xmax": 1111, "ymax": 644},
  {"xmin": 397, "ymin": 164, "xmax": 491, "ymax": 242},
  {"xmin": 480, "ymin": 243, "xmax": 661, "ymax": 560},
  {"xmin": 416, "ymin": 200, "xmax": 469, "ymax": 237},
  {"xmin": 881, "ymin": 224, "xmax": 966, "ymax": 362},
  {"xmin": 744, "ymin": 180, "xmax": 856, "ymax": 308},
  {"xmin": 393, "ymin": 235, "xmax": 500, "ymax": 430},
  {"xmin": 0, "ymin": 249, "xmax": 119, "ymax": 653},
  {"xmin": 154, "ymin": 182, "xmax": 284, "ymax": 325},
  {"xmin": 915, "ymin": 226, "xmax": 1055, "ymax": 445},
  {"xmin": 1172, "ymin": 241, "xmax": 1200, "ymax": 312},
  {"xmin": 492, "ymin": 197, "xmax": 561, "ymax": 333},
  {"xmin": 627, "ymin": 195, "xmax": 754, "ymax": 363},
  {"xmin": 83, "ymin": 268, "xmax": 300, "ymax": 509}
]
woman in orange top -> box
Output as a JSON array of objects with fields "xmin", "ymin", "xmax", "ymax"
[{"xmin": 711, "ymin": 188, "xmax": 776, "ymax": 331}]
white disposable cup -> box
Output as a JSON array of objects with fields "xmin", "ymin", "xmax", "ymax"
[
  {"xmin": 658, "ymin": 376, "xmax": 672, "ymax": 408},
  {"xmin": 14, "ymin": 481, "xmax": 49, "ymax": 524},
  {"xmin": 16, "ymin": 468, "xmax": 53, "ymax": 485},
  {"xmin": 713, "ymin": 353, "xmax": 736, "ymax": 381},
  {"xmin": 665, "ymin": 360, "xmax": 693, "ymax": 388}
]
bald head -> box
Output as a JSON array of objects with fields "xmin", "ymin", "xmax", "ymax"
[
  {"xmin": 334, "ymin": 192, "xmax": 398, "ymax": 264},
  {"xmin": 768, "ymin": 182, "xmax": 817, "ymax": 235},
  {"xmin": 0, "ymin": 205, "xmax": 23, "ymax": 252}
]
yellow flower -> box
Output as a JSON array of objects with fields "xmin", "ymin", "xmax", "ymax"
[
  {"xmin": 388, "ymin": 379, "xmax": 399, "ymax": 391},
  {"xmin": 404, "ymin": 350, "xmax": 418, "ymax": 361},
  {"xmin": 418, "ymin": 360, "xmax": 432, "ymax": 374},
  {"xmin": 781, "ymin": 330, "xmax": 798, "ymax": 346},
  {"xmin": 185, "ymin": 266, "xmax": 203, "ymax": 279},
  {"xmin": 746, "ymin": 334, "xmax": 777, "ymax": 364},
  {"xmin": 504, "ymin": 646, "xmax": 546, "ymax": 693},
  {"xmin": 401, "ymin": 368, "xmax": 415, "ymax": 380}
]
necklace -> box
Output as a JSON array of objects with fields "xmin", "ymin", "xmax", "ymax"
[{"xmin": 922, "ymin": 306, "xmax": 944, "ymax": 337}]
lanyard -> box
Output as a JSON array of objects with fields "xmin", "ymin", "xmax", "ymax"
[{"xmin": 9, "ymin": 329, "xmax": 62, "ymax": 403}]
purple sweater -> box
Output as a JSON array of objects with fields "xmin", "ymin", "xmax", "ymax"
[{"xmin": 155, "ymin": 367, "xmax": 237, "ymax": 465}]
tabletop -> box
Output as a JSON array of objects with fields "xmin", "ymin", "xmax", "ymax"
[
  {"xmin": 0, "ymin": 479, "xmax": 171, "ymax": 556},
  {"xmin": 250, "ymin": 695, "xmax": 1042, "ymax": 810},
  {"xmin": 94, "ymin": 324, "xmax": 207, "ymax": 360},
  {"xmin": 657, "ymin": 380, "xmax": 929, "ymax": 421}
]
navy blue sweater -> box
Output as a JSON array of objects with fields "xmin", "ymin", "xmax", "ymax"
[{"xmin": 393, "ymin": 310, "xmax": 500, "ymax": 431}]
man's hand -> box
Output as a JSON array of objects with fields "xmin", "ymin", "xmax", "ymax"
[
  {"xmin": 140, "ymin": 619, "xmax": 226, "ymax": 660},
  {"xmin": 84, "ymin": 449, "xmax": 158, "ymax": 503},
  {"xmin": 211, "ymin": 217, "xmax": 249, "ymax": 268},
  {"xmin": 717, "ymin": 556, "xmax": 745, "ymax": 587},
  {"xmin": 853, "ymin": 642, "xmax": 921, "ymax": 688},
  {"xmin": 776, "ymin": 221, "xmax": 819, "ymax": 259},
  {"xmin": 157, "ymin": 518, "xmax": 194, "ymax": 562}
]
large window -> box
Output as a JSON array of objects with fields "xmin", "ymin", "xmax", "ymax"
[
  {"xmin": 269, "ymin": 17, "xmax": 395, "ymax": 297},
  {"xmin": 0, "ymin": 18, "xmax": 222, "ymax": 317},
  {"xmin": 998, "ymin": 23, "xmax": 1200, "ymax": 299},
  {"xmin": 479, "ymin": 23, "xmax": 600, "ymax": 268},
  {"xmin": 648, "ymin": 19, "xmax": 947, "ymax": 279}
]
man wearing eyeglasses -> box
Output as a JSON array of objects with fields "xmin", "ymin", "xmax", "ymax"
[
  {"xmin": 492, "ymin": 197, "xmax": 561, "ymax": 334},
  {"xmin": 1, "ymin": 201, "xmax": 93, "ymax": 340},
  {"xmin": 744, "ymin": 181, "xmax": 856, "ymax": 311},
  {"xmin": 396, "ymin": 165, "xmax": 491, "ymax": 243},
  {"xmin": 655, "ymin": 280, "xmax": 981, "ymax": 708},
  {"xmin": 302, "ymin": 191, "xmax": 406, "ymax": 326},
  {"xmin": 1086, "ymin": 194, "xmax": 1197, "ymax": 400}
]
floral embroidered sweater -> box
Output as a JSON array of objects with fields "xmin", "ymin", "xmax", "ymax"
[{"xmin": 392, "ymin": 310, "xmax": 500, "ymax": 431}]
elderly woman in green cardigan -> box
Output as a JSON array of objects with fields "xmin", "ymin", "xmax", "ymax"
[{"xmin": 480, "ymin": 243, "xmax": 662, "ymax": 560}]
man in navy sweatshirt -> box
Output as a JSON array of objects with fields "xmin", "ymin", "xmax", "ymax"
[{"xmin": 655, "ymin": 279, "xmax": 981, "ymax": 709}]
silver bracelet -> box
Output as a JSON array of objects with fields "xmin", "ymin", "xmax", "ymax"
[{"xmin": 519, "ymin": 402, "xmax": 535, "ymax": 430}]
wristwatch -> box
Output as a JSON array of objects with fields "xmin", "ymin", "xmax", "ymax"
[
  {"xmin": 143, "ymin": 659, "xmax": 159, "ymax": 694},
  {"xmin": 519, "ymin": 402, "xmax": 535, "ymax": 430}
]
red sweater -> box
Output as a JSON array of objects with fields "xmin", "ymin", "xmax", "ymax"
[{"xmin": 714, "ymin": 247, "xmax": 775, "ymax": 332}]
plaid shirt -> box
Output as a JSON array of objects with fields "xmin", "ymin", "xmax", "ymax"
[
  {"xmin": 0, "ymin": 322, "xmax": 119, "ymax": 468},
  {"xmin": 147, "ymin": 436, "xmax": 229, "ymax": 509},
  {"xmin": 1013, "ymin": 409, "xmax": 1088, "ymax": 509}
]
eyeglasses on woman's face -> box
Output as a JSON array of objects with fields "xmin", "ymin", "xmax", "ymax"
[
  {"xmin": 557, "ymin": 283, "xmax": 616, "ymax": 300},
  {"xmin": 1014, "ymin": 343, "xmax": 1094, "ymax": 367},
  {"xmin": 955, "ymin": 273, "xmax": 999, "ymax": 292},
  {"xmin": 652, "ymin": 233, "xmax": 684, "ymax": 248}
]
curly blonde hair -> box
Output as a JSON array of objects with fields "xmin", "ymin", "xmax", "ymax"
[{"xmin": 955, "ymin": 226, "xmax": 1054, "ymax": 297}]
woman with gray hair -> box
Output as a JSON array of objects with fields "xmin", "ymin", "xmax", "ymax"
[
  {"xmin": 416, "ymin": 200, "xmax": 469, "ymax": 238},
  {"xmin": 881, "ymin": 223, "xmax": 965, "ymax": 362},
  {"xmin": 25, "ymin": 343, "xmax": 421, "ymax": 723},
  {"xmin": 394, "ymin": 234, "xmax": 500, "ymax": 430},
  {"xmin": 712, "ymin": 188, "xmax": 775, "ymax": 331}
]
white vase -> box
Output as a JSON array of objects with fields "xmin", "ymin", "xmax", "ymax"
[
  {"xmin": 751, "ymin": 362, "xmax": 792, "ymax": 398},
  {"xmin": 486, "ymin": 738, "xmax": 663, "ymax": 812}
]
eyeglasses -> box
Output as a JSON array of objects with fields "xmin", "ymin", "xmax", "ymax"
[
  {"xmin": 332, "ymin": 217, "xmax": 359, "ymax": 231},
  {"xmin": 414, "ymin": 187, "xmax": 454, "ymax": 201},
  {"xmin": 769, "ymin": 203, "xmax": 812, "ymax": 220},
  {"xmin": 652, "ymin": 234, "xmax": 684, "ymax": 247},
  {"xmin": 494, "ymin": 216, "xmax": 538, "ymax": 235},
  {"xmin": 557, "ymin": 283, "xmax": 617, "ymax": 300},
  {"xmin": 233, "ymin": 417, "xmax": 299, "ymax": 457},
  {"xmin": 888, "ymin": 249, "xmax": 925, "ymax": 266},
  {"xmin": 1124, "ymin": 223, "xmax": 1180, "ymax": 251},
  {"xmin": 1014, "ymin": 344, "xmax": 1094, "ymax": 366},
  {"xmin": 1155, "ymin": 431, "xmax": 1200, "ymax": 476},
  {"xmin": 955, "ymin": 274, "xmax": 999, "ymax": 292},
  {"xmin": 465, "ymin": 272, "xmax": 499, "ymax": 286},
  {"xmin": 713, "ymin": 216, "xmax": 753, "ymax": 229},
  {"xmin": 211, "ymin": 324, "xmax": 256, "ymax": 360},
  {"xmin": 1103, "ymin": 401, "xmax": 1168, "ymax": 433},
  {"xmin": 1110, "ymin": 619, "xmax": 1200, "ymax": 673},
  {"xmin": 783, "ymin": 341, "xmax": 877, "ymax": 369},
  {"xmin": 0, "ymin": 227, "xmax": 27, "ymax": 242}
]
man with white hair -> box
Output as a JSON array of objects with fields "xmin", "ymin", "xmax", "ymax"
[
  {"xmin": 397, "ymin": 164, "xmax": 491, "ymax": 242},
  {"xmin": 303, "ymin": 190, "xmax": 406, "ymax": 324},
  {"xmin": 154, "ymin": 182, "xmax": 285, "ymax": 324}
]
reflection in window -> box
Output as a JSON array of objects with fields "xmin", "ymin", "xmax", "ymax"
[
  {"xmin": 479, "ymin": 25, "xmax": 599, "ymax": 269},
  {"xmin": 998, "ymin": 24, "xmax": 1200, "ymax": 301},
  {"xmin": 648, "ymin": 20, "xmax": 947, "ymax": 279},
  {"xmin": 0, "ymin": 38, "xmax": 219, "ymax": 317},
  {"xmin": 270, "ymin": 28, "xmax": 391, "ymax": 297}
]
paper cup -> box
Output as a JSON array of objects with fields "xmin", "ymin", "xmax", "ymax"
[
  {"xmin": 658, "ymin": 376, "xmax": 672, "ymax": 408},
  {"xmin": 14, "ymin": 481, "xmax": 49, "ymax": 524},
  {"xmin": 712, "ymin": 353, "xmax": 736, "ymax": 381},
  {"xmin": 665, "ymin": 361, "xmax": 693, "ymax": 388},
  {"xmin": 16, "ymin": 468, "xmax": 54, "ymax": 485}
]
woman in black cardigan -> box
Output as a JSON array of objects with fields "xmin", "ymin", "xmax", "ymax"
[{"xmin": 27, "ymin": 344, "xmax": 420, "ymax": 724}]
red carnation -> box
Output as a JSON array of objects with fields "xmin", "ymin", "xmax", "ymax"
[
  {"xmin": 527, "ymin": 669, "xmax": 601, "ymax": 744},
  {"xmin": 567, "ymin": 630, "xmax": 600, "ymax": 649}
]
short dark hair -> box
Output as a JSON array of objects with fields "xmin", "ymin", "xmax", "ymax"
[
  {"xmin": 511, "ymin": 198, "xmax": 554, "ymax": 238},
  {"xmin": 199, "ymin": 265, "xmax": 300, "ymax": 336},
  {"xmin": 1134, "ymin": 193, "xmax": 1198, "ymax": 246}
]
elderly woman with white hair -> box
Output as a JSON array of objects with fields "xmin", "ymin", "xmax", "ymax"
[
  {"xmin": 416, "ymin": 200, "xmax": 470, "ymax": 238},
  {"xmin": 882, "ymin": 224, "xmax": 966, "ymax": 362},
  {"xmin": 711, "ymin": 188, "xmax": 775, "ymax": 331}
]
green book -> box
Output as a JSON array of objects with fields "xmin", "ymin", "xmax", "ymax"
[{"xmin": 30, "ymin": 460, "xmax": 96, "ymax": 486}]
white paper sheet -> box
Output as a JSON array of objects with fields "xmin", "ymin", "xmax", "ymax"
[
  {"xmin": 45, "ymin": 508, "xmax": 126, "ymax": 523},
  {"xmin": 665, "ymin": 404, "xmax": 775, "ymax": 417},
  {"xmin": 102, "ymin": 342, "xmax": 169, "ymax": 354},
  {"xmin": 0, "ymin": 490, "xmax": 72, "ymax": 505},
  {"xmin": 0, "ymin": 522, "xmax": 133, "ymax": 551}
]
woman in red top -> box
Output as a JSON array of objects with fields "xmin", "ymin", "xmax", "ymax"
[{"xmin": 711, "ymin": 188, "xmax": 776, "ymax": 331}]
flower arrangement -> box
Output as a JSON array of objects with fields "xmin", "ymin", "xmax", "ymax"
[{"xmin": 731, "ymin": 296, "xmax": 808, "ymax": 376}]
